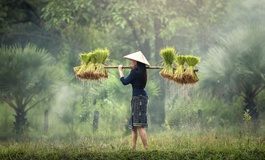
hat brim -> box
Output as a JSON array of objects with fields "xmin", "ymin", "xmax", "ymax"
[{"xmin": 123, "ymin": 51, "xmax": 150, "ymax": 66}]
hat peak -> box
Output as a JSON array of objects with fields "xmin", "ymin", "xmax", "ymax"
[{"xmin": 123, "ymin": 51, "xmax": 150, "ymax": 66}]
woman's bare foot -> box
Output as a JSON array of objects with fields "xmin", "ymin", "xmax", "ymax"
[{"xmin": 130, "ymin": 146, "xmax": 136, "ymax": 151}]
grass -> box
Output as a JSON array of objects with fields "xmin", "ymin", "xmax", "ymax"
[{"xmin": 1, "ymin": 133, "xmax": 265, "ymax": 159}]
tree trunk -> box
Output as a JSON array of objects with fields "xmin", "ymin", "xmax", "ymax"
[
  {"xmin": 198, "ymin": 109, "xmax": 204, "ymax": 133},
  {"xmin": 93, "ymin": 110, "xmax": 99, "ymax": 132},
  {"xmin": 14, "ymin": 107, "xmax": 28, "ymax": 140},
  {"xmin": 142, "ymin": 39, "xmax": 151, "ymax": 61},
  {"xmin": 44, "ymin": 109, "xmax": 49, "ymax": 134}
]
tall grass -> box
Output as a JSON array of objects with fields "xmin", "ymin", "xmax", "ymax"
[{"xmin": 1, "ymin": 132, "xmax": 265, "ymax": 159}]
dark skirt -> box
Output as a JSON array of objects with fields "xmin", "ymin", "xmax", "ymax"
[{"xmin": 128, "ymin": 95, "xmax": 148, "ymax": 130}]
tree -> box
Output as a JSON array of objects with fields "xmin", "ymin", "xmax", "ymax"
[
  {"xmin": 0, "ymin": 43, "xmax": 64, "ymax": 138},
  {"xmin": 199, "ymin": 24, "xmax": 265, "ymax": 130},
  {"xmin": 200, "ymin": 0, "xmax": 265, "ymax": 131},
  {"xmin": 0, "ymin": 0, "xmax": 45, "ymax": 29},
  {"xmin": 0, "ymin": 0, "xmax": 68, "ymax": 61}
]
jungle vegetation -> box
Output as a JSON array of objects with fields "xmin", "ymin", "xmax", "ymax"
[{"xmin": 0, "ymin": 0, "xmax": 265, "ymax": 159}]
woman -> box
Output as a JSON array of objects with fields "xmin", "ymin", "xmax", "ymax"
[{"xmin": 118, "ymin": 51, "xmax": 150, "ymax": 150}]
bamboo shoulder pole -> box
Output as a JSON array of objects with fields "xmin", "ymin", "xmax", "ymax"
[
  {"xmin": 104, "ymin": 66, "xmax": 163, "ymax": 69},
  {"xmin": 104, "ymin": 66, "xmax": 198, "ymax": 72}
]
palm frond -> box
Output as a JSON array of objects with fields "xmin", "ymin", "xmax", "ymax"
[{"xmin": 199, "ymin": 22, "xmax": 265, "ymax": 97}]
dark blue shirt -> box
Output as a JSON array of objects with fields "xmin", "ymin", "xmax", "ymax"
[{"xmin": 120, "ymin": 69, "xmax": 147, "ymax": 96}]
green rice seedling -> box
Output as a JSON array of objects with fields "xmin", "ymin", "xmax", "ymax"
[
  {"xmin": 74, "ymin": 53, "xmax": 91, "ymax": 79},
  {"xmin": 76, "ymin": 53, "xmax": 91, "ymax": 80},
  {"xmin": 173, "ymin": 55, "xmax": 186, "ymax": 84},
  {"xmin": 80, "ymin": 53, "xmax": 90, "ymax": 65},
  {"xmin": 93, "ymin": 49, "xmax": 110, "ymax": 79},
  {"xmin": 75, "ymin": 53, "xmax": 91, "ymax": 80},
  {"xmin": 183, "ymin": 55, "xmax": 200, "ymax": 84},
  {"xmin": 159, "ymin": 47, "xmax": 177, "ymax": 80},
  {"xmin": 76, "ymin": 65, "xmax": 87, "ymax": 80},
  {"xmin": 84, "ymin": 52, "xmax": 99, "ymax": 80}
]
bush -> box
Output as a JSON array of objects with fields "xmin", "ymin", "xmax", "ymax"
[{"xmin": 166, "ymin": 89, "xmax": 244, "ymax": 134}]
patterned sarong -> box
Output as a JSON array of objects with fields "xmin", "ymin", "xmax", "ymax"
[{"xmin": 128, "ymin": 95, "xmax": 148, "ymax": 130}]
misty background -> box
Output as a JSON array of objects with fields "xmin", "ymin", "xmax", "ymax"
[{"xmin": 0, "ymin": 0, "xmax": 265, "ymax": 142}]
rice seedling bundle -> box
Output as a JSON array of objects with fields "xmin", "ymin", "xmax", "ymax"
[
  {"xmin": 76, "ymin": 53, "xmax": 91, "ymax": 79},
  {"xmin": 74, "ymin": 49, "xmax": 110, "ymax": 80},
  {"xmin": 183, "ymin": 55, "xmax": 200, "ymax": 84},
  {"xmin": 93, "ymin": 49, "xmax": 110, "ymax": 79},
  {"xmin": 173, "ymin": 55, "xmax": 186, "ymax": 84},
  {"xmin": 159, "ymin": 47, "xmax": 177, "ymax": 80},
  {"xmin": 83, "ymin": 52, "xmax": 98, "ymax": 80}
]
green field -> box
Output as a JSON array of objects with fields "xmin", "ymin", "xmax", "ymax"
[{"xmin": 1, "ymin": 133, "xmax": 265, "ymax": 160}]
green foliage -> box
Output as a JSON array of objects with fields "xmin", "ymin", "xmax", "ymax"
[
  {"xmin": 0, "ymin": 43, "xmax": 56, "ymax": 97},
  {"xmin": 243, "ymin": 109, "xmax": 252, "ymax": 124},
  {"xmin": 200, "ymin": 0, "xmax": 265, "ymax": 96},
  {"xmin": 1, "ymin": 0, "xmax": 265, "ymax": 143},
  {"xmin": 0, "ymin": 43, "xmax": 65, "ymax": 136},
  {"xmin": 26, "ymin": 0, "xmax": 234, "ymax": 131},
  {"xmin": 199, "ymin": 22, "xmax": 265, "ymax": 124},
  {"xmin": 107, "ymin": 0, "xmax": 146, "ymax": 29},
  {"xmin": 158, "ymin": 0, "xmax": 231, "ymax": 54},
  {"xmin": 0, "ymin": 0, "xmax": 45, "ymax": 29},
  {"xmin": 44, "ymin": 72, "xmax": 130, "ymax": 136},
  {"xmin": 165, "ymin": 85, "xmax": 243, "ymax": 134},
  {"xmin": 0, "ymin": 105, "xmax": 13, "ymax": 139},
  {"xmin": 41, "ymin": 0, "xmax": 97, "ymax": 29}
]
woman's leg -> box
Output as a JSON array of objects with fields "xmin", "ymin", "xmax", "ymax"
[
  {"xmin": 137, "ymin": 127, "xmax": 148, "ymax": 150},
  {"xmin": 131, "ymin": 127, "xmax": 138, "ymax": 150}
]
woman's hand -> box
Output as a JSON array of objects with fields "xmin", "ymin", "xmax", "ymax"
[
  {"xmin": 118, "ymin": 65, "xmax": 124, "ymax": 78},
  {"xmin": 118, "ymin": 65, "xmax": 123, "ymax": 71}
]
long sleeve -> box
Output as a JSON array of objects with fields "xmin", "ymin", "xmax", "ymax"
[{"xmin": 120, "ymin": 70, "xmax": 136, "ymax": 85}]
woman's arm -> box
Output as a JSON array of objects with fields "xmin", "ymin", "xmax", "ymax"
[{"xmin": 118, "ymin": 65, "xmax": 136, "ymax": 85}]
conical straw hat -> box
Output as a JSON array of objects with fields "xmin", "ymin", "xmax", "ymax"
[{"xmin": 123, "ymin": 51, "xmax": 150, "ymax": 66}]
